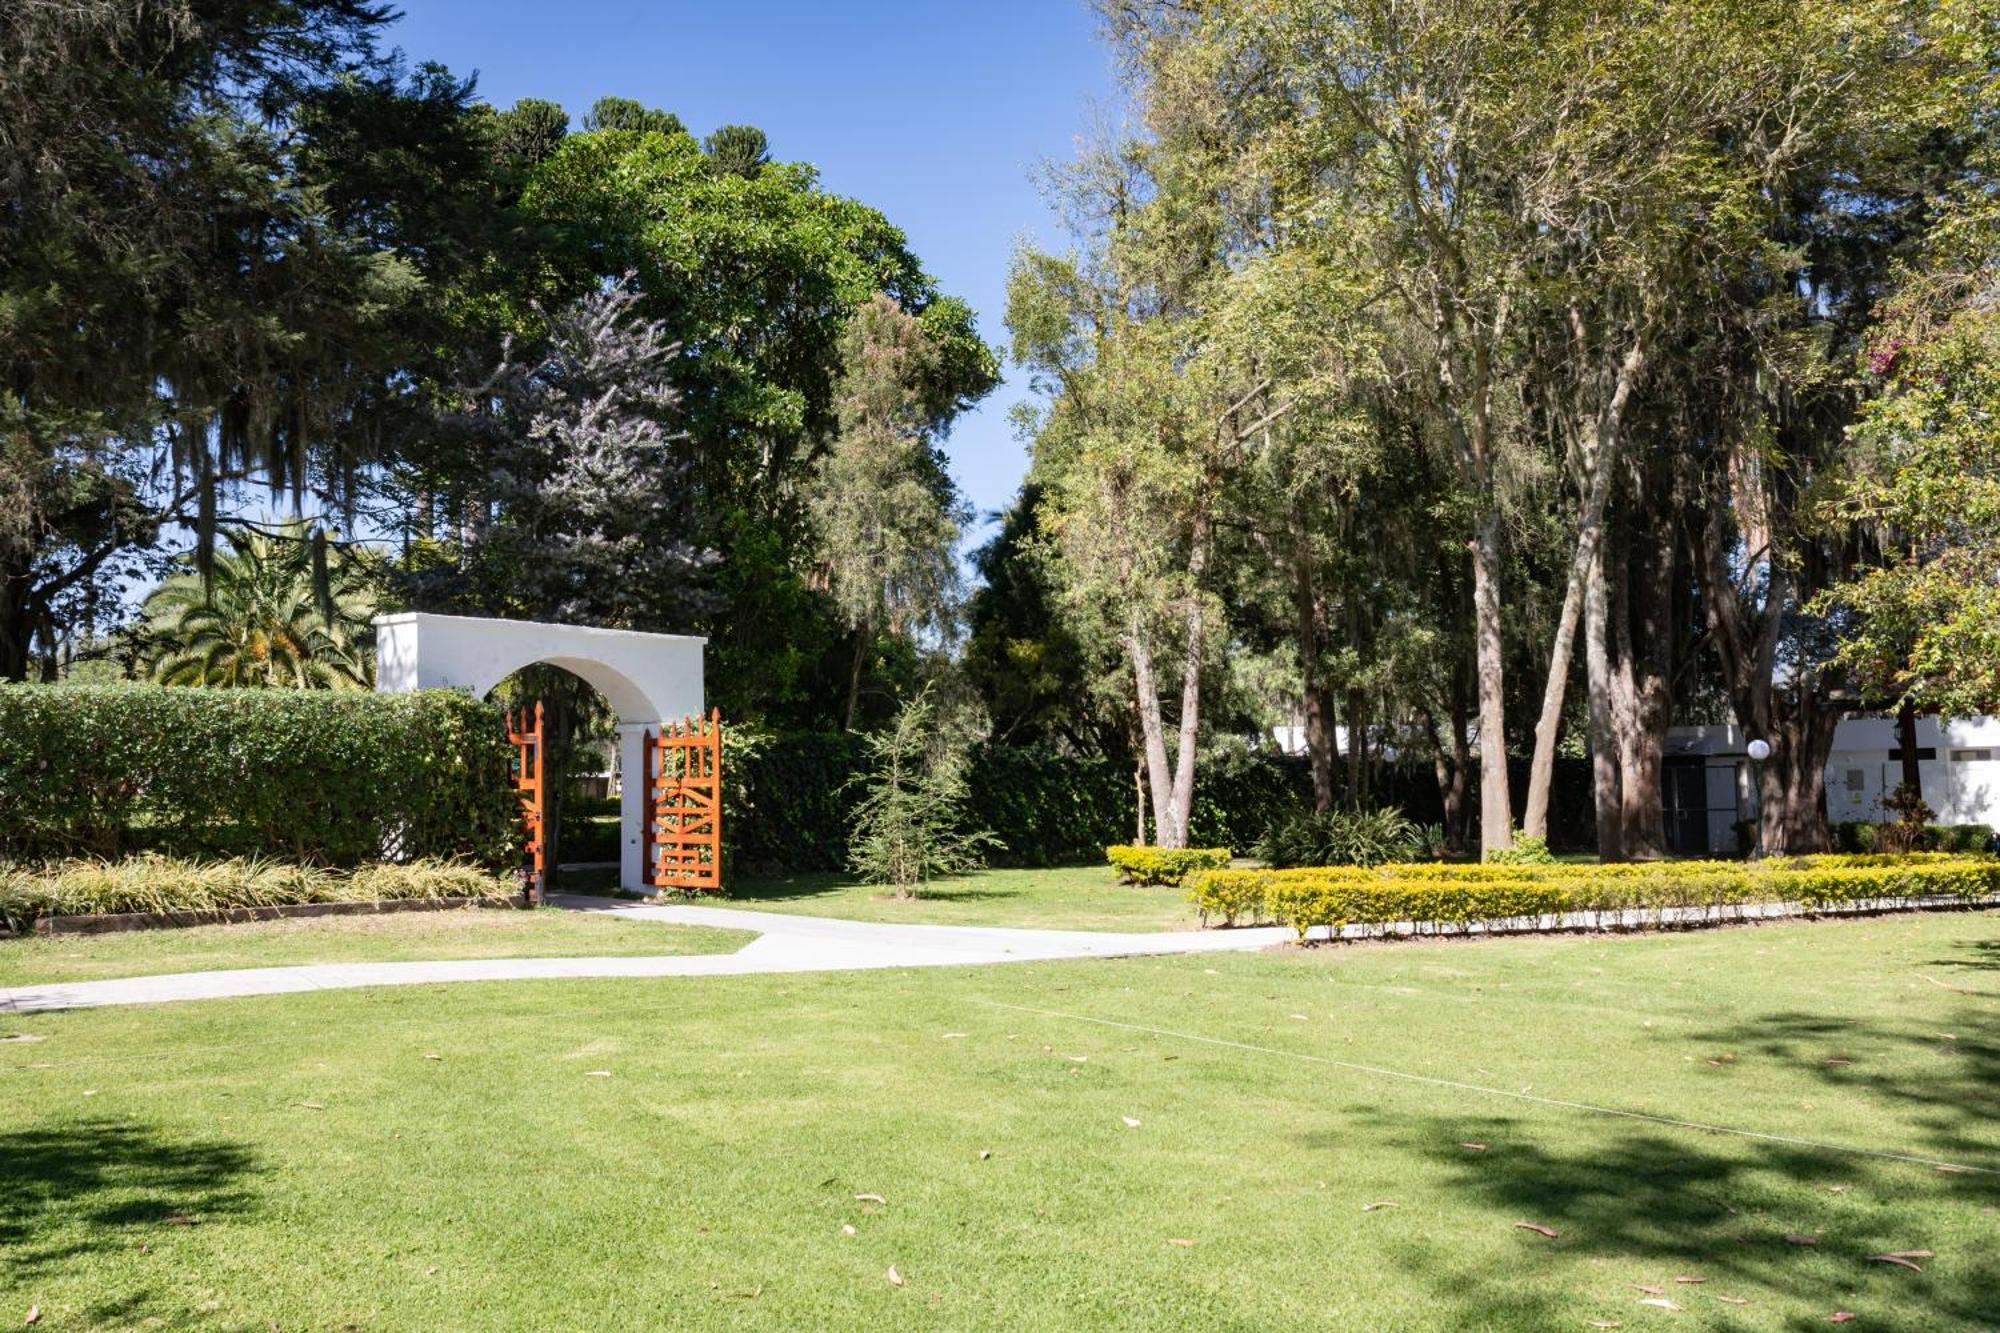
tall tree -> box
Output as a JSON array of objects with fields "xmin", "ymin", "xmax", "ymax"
[
  {"xmin": 806, "ymin": 295, "xmax": 973, "ymax": 730},
  {"xmin": 0, "ymin": 0, "xmax": 491, "ymax": 679}
]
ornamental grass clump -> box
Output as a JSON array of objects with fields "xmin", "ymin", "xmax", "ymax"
[
  {"xmin": 0, "ymin": 856, "xmax": 518, "ymax": 932},
  {"xmin": 1254, "ymin": 807, "xmax": 1423, "ymax": 868}
]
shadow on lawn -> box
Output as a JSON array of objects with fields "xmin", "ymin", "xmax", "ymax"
[
  {"xmin": 1687, "ymin": 992, "xmax": 2000, "ymax": 1178},
  {"xmin": 0, "ymin": 1119, "xmax": 258, "ymax": 1279},
  {"xmin": 1350, "ymin": 1111, "xmax": 1998, "ymax": 1329},
  {"xmin": 1928, "ymin": 936, "xmax": 2000, "ymax": 977}
]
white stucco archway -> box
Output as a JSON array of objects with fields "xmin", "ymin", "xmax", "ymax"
[{"xmin": 373, "ymin": 612, "xmax": 706, "ymax": 890}]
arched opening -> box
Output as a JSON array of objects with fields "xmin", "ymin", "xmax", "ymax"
[
  {"xmin": 486, "ymin": 662, "xmax": 620, "ymax": 894},
  {"xmin": 372, "ymin": 613, "xmax": 709, "ymax": 892}
]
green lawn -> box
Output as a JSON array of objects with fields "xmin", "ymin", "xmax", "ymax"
[
  {"xmin": 0, "ymin": 908, "xmax": 754, "ymax": 988},
  {"xmin": 4, "ymin": 911, "xmax": 1997, "ymax": 1329},
  {"xmin": 717, "ymin": 863, "xmax": 1201, "ymax": 931}
]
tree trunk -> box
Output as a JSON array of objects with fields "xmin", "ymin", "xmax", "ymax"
[
  {"xmin": 1691, "ymin": 493, "xmax": 1839, "ymax": 856},
  {"xmin": 1134, "ymin": 756, "xmax": 1148, "ymax": 845},
  {"xmin": 843, "ymin": 630, "xmax": 867, "ymax": 732},
  {"xmin": 1583, "ymin": 544, "xmax": 1624, "ymax": 861},
  {"xmin": 1290, "ymin": 514, "xmax": 1338, "ymax": 812},
  {"xmin": 1125, "ymin": 622, "xmax": 1181, "ymax": 847},
  {"xmin": 1522, "ymin": 573, "xmax": 1583, "ymax": 842},
  {"xmin": 1611, "ymin": 490, "xmax": 1676, "ymax": 860},
  {"xmin": 1897, "ymin": 702, "xmax": 1921, "ymax": 794},
  {"xmin": 1523, "ymin": 335, "xmax": 1647, "ymax": 840},
  {"xmin": 1163, "ymin": 503, "xmax": 1213, "ymax": 847},
  {"xmin": 1471, "ymin": 502, "xmax": 1513, "ymax": 855},
  {"xmin": 1448, "ymin": 662, "xmax": 1474, "ymax": 853},
  {"xmin": 1759, "ymin": 711, "xmax": 1839, "ymax": 854},
  {"xmin": 0, "ymin": 547, "xmax": 35, "ymax": 682}
]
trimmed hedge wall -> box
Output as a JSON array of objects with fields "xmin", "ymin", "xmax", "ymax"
[
  {"xmin": 721, "ymin": 736, "xmax": 1312, "ymax": 875},
  {"xmin": 721, "ymin": 736, "xmax": 1598, "ymax": 876},
  {"xmin": 1187, "ymin": 853, "xmax": 2000, "ymax": 936},
  {"xmin": 0, "ymin": 685, "xmax": 519, "ymax": 868}
]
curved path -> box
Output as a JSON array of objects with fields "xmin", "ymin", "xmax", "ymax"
[{"xmin": 0, "ymin": 897, "xmax": 1291, "ymax": 1015}]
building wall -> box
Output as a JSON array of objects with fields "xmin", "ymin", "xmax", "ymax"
[{"xmin": 1663, "ymin": 717, "xmax": 2000, "ymax": 846}]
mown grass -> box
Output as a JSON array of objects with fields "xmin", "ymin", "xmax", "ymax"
[
  {"xmin": 719, "ymin": 863, "xmax": 1198, "ymax": 932},
  {"xmin": 3, "ymin": 911, "xmax": 1997, "ymax": 1329},
  {"xmin": 0, "ymin": 907, "xmax": 755, "ymax": 987}
]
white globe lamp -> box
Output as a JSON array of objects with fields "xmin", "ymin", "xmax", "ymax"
[{"xmin": 1746, "ymin": 738, "xmax": 1772, "ymax": 762}]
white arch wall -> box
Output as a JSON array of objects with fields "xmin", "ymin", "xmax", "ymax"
[{"xmin": 374, "ymin": 612, "xmax": 706, "ymax": 890}]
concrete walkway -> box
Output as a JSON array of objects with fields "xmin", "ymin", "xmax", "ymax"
[{"xmin": 0, "ymin": 897, "xmax": 1291, "ymax": 1015}]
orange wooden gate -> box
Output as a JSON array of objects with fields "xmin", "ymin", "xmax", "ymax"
[
  {"xmin": 506, "ymin": 703, "xmax": 546, "ymax": 904},
  {"xmin": 644, "ymin": 709, "xmax": 722, "ymax": 891}
]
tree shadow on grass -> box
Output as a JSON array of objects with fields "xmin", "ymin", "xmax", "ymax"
[
  {"xmin": 0, "ymin": 1119, "xmax": 258, "ymax": 1280},
  {"xmin": 1926, "ymin": 935, "xmax": 2000, "ymax": 977},
  {"xmin": 1335, "ymin": 1110, "xmax": 1998, "ymax": 1329},
  {"xmin": 1685, "ymin": 994, "xmax": 2000, "ymax": 1180}
]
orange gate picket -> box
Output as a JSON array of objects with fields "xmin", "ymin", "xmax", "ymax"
[
  {"xmin": 644, "ymin": 709, "xmax": 722, "ymax": 891},
  {"xmin": 506, "ymin": 702, "xmax": 546, "ymax": 903}
]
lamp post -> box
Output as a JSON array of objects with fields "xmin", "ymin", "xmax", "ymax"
[{"xmin": 1746, "ymin": 738, "xmax": 1772, "ymax": 859}]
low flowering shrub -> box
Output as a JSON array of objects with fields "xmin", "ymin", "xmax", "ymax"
[
  {"xmin": 0, "ymin": 855, "xmax": 518, "ymax": 931},
  {"xmin": 1187, "ymin": 853, "xmax": 2000, "ymax": 939},
  {"xmin": 1105, "ymin": 845, "xmax": 1232, "ymax": 886},
  {"xmin": 1484, "ymin": 833, "xmax": 1557, "ymax": 865}
]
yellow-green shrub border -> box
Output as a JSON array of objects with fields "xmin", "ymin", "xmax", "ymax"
[
  {"xmin": 1105, "ymin": 845, "xmax": 1232, "ymax": 887},
  {"xmin": 1187, "ymin": 854, "xmax": 2000, "ymax": 937}
]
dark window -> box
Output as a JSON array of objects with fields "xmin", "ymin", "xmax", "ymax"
[{"xmin": 1888, "ymin": 748, "xmax": 1938, "ymax": 761}]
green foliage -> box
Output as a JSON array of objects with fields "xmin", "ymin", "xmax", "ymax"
[
  {"xmin": 806, "ymin": 296, "xmax": 973, "ymax": 725},
  {"xmin": 1104, "ymin": 845, "xmax": 1232, "ymax": 887},
  {"xmin": 1255, "ymin": 807, "xmax": 1423, "ymax": 869},
  {"xmin": 0, "ymin": 686, "xmax": 518, "ymax": 867},
  {"xmin": 0, "ymin": 2, "xmax": 494, "ymax": 678},
  {"xmin": 514, "ymin": 125, "xmax": 997, "ymax": 727},
  {"xmin": 722, "ymin": 735, "xmax": 1299, "ymax": 875},
  {"xmin": 1484, "ymin": 833, "xmax": 1557, "ymax": 866},
  {"xmin": 845, "ymin": 689, "xmax": 1000, "ymax": 896},
  {"xmin": 0, "ymin": 856, "xmax": 513, "ymax": 932},
  {"xmin": 1188, "ymin": 854, "xmax": 2000, "ymax": 941},
  {"xmin": 138, "ymin": 524, "xmax": 376, "ymax": 689},
  {"xmin": 1832, "ymin": 820, "xmax": 1996, "ymax": 855},
  {"xmin": 702, "ymin": 124, "xmax": 770, "ymax": 178}
]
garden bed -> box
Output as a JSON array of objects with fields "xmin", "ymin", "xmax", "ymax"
[
  {"xmin": 27, "ymin": 894, "xmax": 521, "ymax": 937},
  {"xmin": 0, "ymin": 855, "xmax": 521, "ymax": 935}
]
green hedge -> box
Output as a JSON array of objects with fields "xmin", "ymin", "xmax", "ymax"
[
  {"xmin": 1187, "ymin": 854, "xmax": 2000, "ymax": 936},
  {"xmin": 1831, "ymin": 820, "xmax": 1996, "ymax": 854},
  {"xmin": 0, "ymin": 685, "xmax": 520, "ymax": 868},
  {"xmin": 720, "ymin": 736, "xmax": 1306, "ymax": 875}
]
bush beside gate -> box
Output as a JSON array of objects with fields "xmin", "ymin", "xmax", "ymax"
[{"xmin": 0, "ymin": 685, "xmax": 519, "ymax": 868}]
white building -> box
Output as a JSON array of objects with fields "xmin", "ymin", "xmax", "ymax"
[{"xmin": 1663, "ymin": 716, "xmax": 2000, "ymax": 854}]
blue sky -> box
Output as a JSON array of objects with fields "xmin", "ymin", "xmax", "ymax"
[{"xmin": 388, "ymin": 0, "xmax": 1121, "ymax": 544}]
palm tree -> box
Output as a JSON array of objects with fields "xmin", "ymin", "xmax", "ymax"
[{"xmin": 142, "ymin": 525, "xmax": 377, "ymax": 689}]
